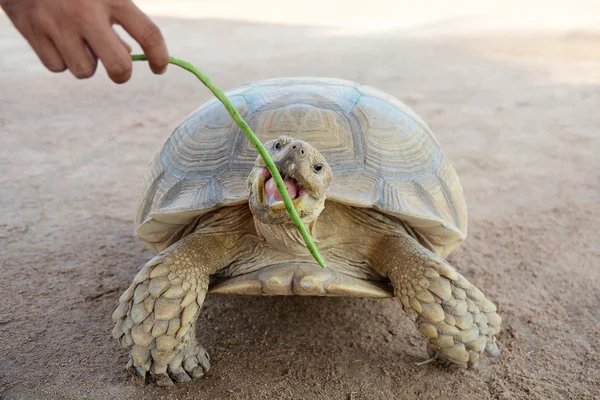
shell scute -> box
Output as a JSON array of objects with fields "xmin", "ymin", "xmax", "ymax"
[{"xmin": 136, "ymin": 78, "xmax": 467, "ymax": 257}]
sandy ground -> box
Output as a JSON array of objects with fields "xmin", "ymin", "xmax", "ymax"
[{"xmin": 1, "ymin": 1, "xmax": 600, "ymax": 399}]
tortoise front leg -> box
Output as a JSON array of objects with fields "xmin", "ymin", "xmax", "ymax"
[
  {"xmin": 372, "ymin": 234, "xmax": 502, "ymax": 368},
  {"xmin": 111, "ymin": 232, "xmax": 243, "ymax": 386}
]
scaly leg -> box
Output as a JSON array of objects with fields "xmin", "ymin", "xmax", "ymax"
[
  {"xmin": 372, "ymin": 234, "xmax": 501, "ymax": 368},
  {"xmin": 112, "ymin": 231, "xmax": 244, "ymax": 385}
]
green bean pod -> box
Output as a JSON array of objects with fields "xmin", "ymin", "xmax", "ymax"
[{"xmin": 131, "ymin": 54, "xmax": 327, "ymax": 267}]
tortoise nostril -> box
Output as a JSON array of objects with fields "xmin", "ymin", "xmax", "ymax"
[{"xmin": 292, "ymin": 144, "xmax": 305, "ymax": 155}]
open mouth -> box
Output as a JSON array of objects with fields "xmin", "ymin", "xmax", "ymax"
[{"xmin": 260, "ymin": 167, "xmax": 309, "ymax": 206}]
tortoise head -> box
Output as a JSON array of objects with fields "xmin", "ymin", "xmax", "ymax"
[{"xmin": 246, "ymin": 136, "xmax": 333, "ymax": 225}]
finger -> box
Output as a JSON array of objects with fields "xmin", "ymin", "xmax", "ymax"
[
  {"xmin": 84, "ymin": 25, "xmax": 132, "ymax": 84},
  {"xmin": 118, "ymin": 35, "xmax": 133, "ymax": 54},
  {"xmin": 113, "ymin": 3, "xmax": 168, "ymax": 74},
  {"xmin": 54, "ymin": 34, "xmax": 98, "ymax": 79},
  {"xmin": 5, "ymin": 12, "xmax": 67, "ymax": 73},
  {"xmin": 30, "ymin": 35, "xmax": 67, "ymax": 73}
]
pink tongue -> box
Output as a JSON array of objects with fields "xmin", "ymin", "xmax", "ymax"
[{"xmin": 265, "ymin": 176, "xmax": 298, "ymax": 203}]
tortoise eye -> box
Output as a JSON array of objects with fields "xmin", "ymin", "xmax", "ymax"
[
  {"xmin": 274, "ymin": 141, "xmax": 281, "ymax": 150},
  {"xmin": 313, "ymin": 163, "xmax": 324, "ymax": 173}
]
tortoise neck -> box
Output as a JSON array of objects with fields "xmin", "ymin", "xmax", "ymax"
[{"xmin": 253, "ymin": 219, "xmax": 316, "ymax": 256}]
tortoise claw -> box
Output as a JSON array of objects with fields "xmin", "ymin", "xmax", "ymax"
[
  {"xmin": 486, "ymin": 341, "xmax": 501, "ymax": 357},
  {"xmin": 133, "ymin": 366, "xmax": 147, "ymax": 380},
  {"xmin": 190, "ymin": 366, "xmax": 205, "ymax": 379},
  {"xmin": 154, "ymin": 373, "xmax": 174, "ymax": 387},
  {"xmin": 169, "ymin": 369, "xmax": 192, "ymax": 383}
]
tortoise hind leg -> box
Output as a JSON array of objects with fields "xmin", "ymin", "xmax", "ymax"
[
  {"xmin": 372, "ymin": 234, "xmax": 502, "ymax": 368},
  {"xmin": 111, "ymin": 232, "xmax": 241, "ymax": 386}
]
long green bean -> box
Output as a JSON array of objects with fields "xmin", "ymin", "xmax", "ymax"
[{"xmin": 131, "ymin": 54, "xmax": 326, "ymax": 267}]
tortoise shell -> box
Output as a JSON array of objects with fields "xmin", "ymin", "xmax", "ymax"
[{"xmin": 136, "ymin": 78, "xmax": 467, "ymax": 258}]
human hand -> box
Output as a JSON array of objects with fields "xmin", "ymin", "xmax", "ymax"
[{"xmin": 1, "ymin": 0, "xmax": 169, "ymax": 83}]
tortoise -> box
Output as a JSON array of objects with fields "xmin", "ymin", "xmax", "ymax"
[{"xmin": 112, "ymin": 77, "xmax": 501, "ymax": 386}]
